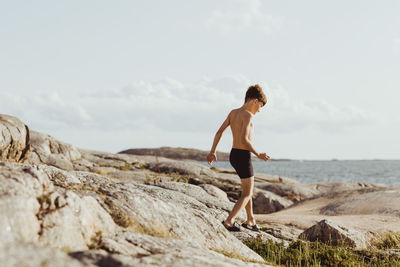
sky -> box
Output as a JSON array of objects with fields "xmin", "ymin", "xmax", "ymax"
[{"xmin": 1, "ymin": 0, "xmax": 400, "ymax": 160}]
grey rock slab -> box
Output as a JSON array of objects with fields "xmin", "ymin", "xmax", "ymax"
[
  {"xmin": 0, "ymin": 162, "xmax": 54, "ymax": 243},
  {"xmin": 79, "ymin": 148, "xmax": 139, "ymax": 169},
  {"xmin": 38, "ymin": 190, "xmax": 117, "ymax": 252},
  {"xmin": 259, "ymin": 183, "xmax": 320, "ymax": 202},
  {"xmin": 136, "ymin": 155, "xmax": 217, "ymax": 177},
  {"xmin": 0, "ymin": 162, "xmax": 118, "ymax": 252},
  {"xmin": 0, "ymin": 241, "xmax": 89, "ymax": 267},
  {"xmin": 200, "ymin": 183, "xmax": 230, "ymax": 202},
  {"xmin": 85, "ymin": 231, "xmax": 271, "ymax": 266},
  {"xmin": 254, "ymin": 172, "xmax": 299, "ymax": 184},
  {"xmin": 0, "ymin": 114, "xmax": 30, "ymax": 163},
  {"xmin": 259, "ymin": 182, "xmax": 383, "ymax": 202},
  {"xmin": 154, "ymin": 181, "xmax": 246, "ymax": 221},
  {"xmin": 0, "ymin": 196, "xmax": 40, "ymax": 244},
  {"xmin": 232, "ymin": 230, "xmax": 288, "ymax": 247},
  {"xmin": 298, "ymin": 219, "xmax": 367, "ymax": 248},
  {"xmin": 64, "ymin": 171, "xmax": 260, "ymax": 261},
  {"xmin": 253, "ymin": 190, "xmax": 293, "ymax": 214},
  {"xmin": 320, "ymin": 189, "xmax": 400, "ymax": 216}
]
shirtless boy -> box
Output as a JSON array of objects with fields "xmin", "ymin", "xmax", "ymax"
[{"xmin": 206, "ymin": 84, "xmax": 270, "ymax": 232}]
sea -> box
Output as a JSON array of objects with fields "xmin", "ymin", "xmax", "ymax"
[{"xmin": 198, "ymin": 160, "xmax": 400, "ymax": 186}]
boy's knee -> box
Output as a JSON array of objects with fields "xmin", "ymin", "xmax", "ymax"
[{"xmin": 241, "ymin": 193, "xmax": 252, "ymax": 200}]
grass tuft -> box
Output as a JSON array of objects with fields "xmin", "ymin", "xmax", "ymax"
[
  {"xmin": 245, "ymin": 237, "xmax": 400, "ymax": 267},
  {"xmin": 373, "ymin": 231, "xmax": 400, "ymax": 250}
]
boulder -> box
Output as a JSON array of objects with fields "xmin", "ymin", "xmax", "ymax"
[
  {"xmin": 25, "ymin": 130, "xmax": 81, "ymax": 170},
  {"xmin": 298, "ymin": 219, "xmax": 367, "ymax": 248},
  {"xmin": 252, "ymin": 191, "xmax": 293, "ymax": 214},
  {"xmin": 0, "ymin": 114, "xmax": 30, "ymax": 162}
]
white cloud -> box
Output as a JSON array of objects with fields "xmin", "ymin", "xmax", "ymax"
[
  {"xmin": 257, "ymin": 85, "xmax": 376, "ymax": 134},
  {"xmin": 0, "ymin": 76, "xmax": 375, "ymax": 138},
  {"xmin": 205, "ymin": 0, "xmax": 285, "ymax": 34}
]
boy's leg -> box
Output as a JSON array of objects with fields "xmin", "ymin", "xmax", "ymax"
[
  {"xmin": 224, "ymin": 176, "xmax": 254, "ymax": 226},
  {"xmin": 244, "ymin": 197, "xmax": 256, "ymax": 226}
]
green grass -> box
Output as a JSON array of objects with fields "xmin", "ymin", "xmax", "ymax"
[
  {"xmin": 245, "ymin": 238, "xmax": 400, "ymax": 267},
  {"xmin": 373, "ymin": 231, "xmax": 400, "ymax": 250},
  {"xmin": 144, "ymin": 172, "xmax": 189, "ymax": 184}
]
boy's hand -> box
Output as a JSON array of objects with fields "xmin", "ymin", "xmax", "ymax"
[
  {"xmin": 206, "ymin": 152, "xmax": 217, "ymax": 165},
  {"xmin": 258, "ymin": 152, "xmax": 270, "ymax": 161}
]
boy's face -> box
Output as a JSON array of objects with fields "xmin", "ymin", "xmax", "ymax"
[{"xmin": 250, "ymin": 99, "xmax": 263, "ymax": 114}]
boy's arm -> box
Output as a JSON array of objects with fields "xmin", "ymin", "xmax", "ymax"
[
  {"xmin": 241, "ymin": 114, "xmax": 270, "ymax": 161},
  {"xmin": 207, "ymin": 112, "xmax": 231, "ymax": 164}
]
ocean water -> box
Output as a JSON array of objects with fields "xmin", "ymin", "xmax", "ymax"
[{"xmin": 198, "ymin": 160, "xmax": 400, "ymax": 186}]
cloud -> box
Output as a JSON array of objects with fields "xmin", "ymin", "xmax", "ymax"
[
  {"xmin": 205, "ymin": 0, "xmax": 285, "ymax": 34},
  {"xmin": 0, "ymin": 76, "xmax": 376, "ymax": 138},
  {"xmin": 257, "ymin": 85, "xmax": 376, "ymax": 133}
]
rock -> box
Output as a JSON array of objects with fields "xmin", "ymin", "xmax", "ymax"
[
  {"xmin": 0, "ymin": 114, "xmax": 30, "ymax": 162},
  {"xmin": 119, "ymin": 146, "xmax": 232, "ymax": 161},
  {"xmin": 141, "ymin": 155, "xmax": 216, "ymax": 177},
  {"xmin": 299, "ymin": 219, "xmax": 367, "ymax": 248},
  {"xmin": 153, "ymin": 181, "xmax": 247, "ymax": 222},
  {"xmin": 78, "ymin": 148, "xmax": 139, "ymax": 169},
  {"xmin": 200, "ymin": 183, "xmax": 230, "ymax": 202},
  {"xmin": 231, "ymin": 230, "xmax": 288, "ymax": 247},
  {"xmin": 25, "ymin": 130, "xmax": 81, "ymax": 170},
  {"xmin": 320, "ymin": 189, "xmax": 400, "ymax": 216},
  {"xmin": 253, "ymin": 191, "xmax": 293, "ymax": 214},
  {"xmin": 0, "ymin": 162, "xmax": 118, "ymax": 252},
  {"xmin": 254, "ymin": 173, "xmax": 299, "ymax": 184},
  {"xmin": 0, "ymin": 241, "xmax": 88, "ymax": 267},
  {"xmin": 0, "ymin": 162, "xmax": 53, "ymax": 244},
  {"xmin": 60, "ymin": 172, "xmax": 260, "ymax": 261},
  {"xmin": 38, "ymin": 190, "xmax": 117, "ymax": 252},
  {"xmin": 70, "ymin": 231, "xmax": 271, "ymax": 267},
  {"xmin": 259, "ymin": 183, "xmax": 320, "ymax": 202},
  {"xmin": 259, "ymin": 182, "xmax": 383, "ymax": 202}
]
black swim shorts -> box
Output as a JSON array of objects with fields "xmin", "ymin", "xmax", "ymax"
[{"xmin": 229, "ymin": 148, "xmax": 254, "ymax": 179}]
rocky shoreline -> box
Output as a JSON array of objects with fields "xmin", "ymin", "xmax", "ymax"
[
  {"xmin": 119, "ymin": 147, "xmax": 292, "ymax": 162},
  {"xmin": 1, "ymin": 113, "xmax": 400, "ymax": 266}
]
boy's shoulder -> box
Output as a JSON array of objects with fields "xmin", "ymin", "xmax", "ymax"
[{"xmin": 229, "ymin": 108, "xmax": 252, "ymax": 118}]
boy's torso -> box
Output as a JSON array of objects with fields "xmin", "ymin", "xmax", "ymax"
[{"xmin": 229, "ymin": 108, "xmax": 254, "ymax": 150}]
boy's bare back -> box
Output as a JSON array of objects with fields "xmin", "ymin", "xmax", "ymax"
[{"xmin": 229, "ymin": 108, "xmax": 254, "ymax": 150}]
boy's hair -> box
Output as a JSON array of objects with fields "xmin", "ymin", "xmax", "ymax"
[{"xmin": 245, "ymin": 84, "xmax": 267, "ymax": 107}]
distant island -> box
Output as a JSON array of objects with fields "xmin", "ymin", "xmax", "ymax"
[{"xmin": 118, "ymin": 146, "xmax": 291, "ymax": 162}]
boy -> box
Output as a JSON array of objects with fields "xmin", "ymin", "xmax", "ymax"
[{"xmin": 206, "ymin": 84, "xmax": 270, "ymax": 232}]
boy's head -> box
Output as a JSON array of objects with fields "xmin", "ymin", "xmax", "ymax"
[{"xmin": 245, "ymin": 84, "xmax": 267, "ymax": 107}]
